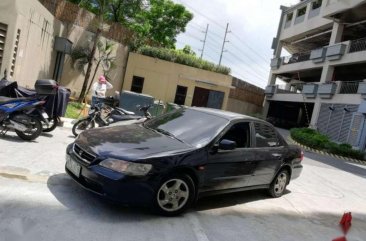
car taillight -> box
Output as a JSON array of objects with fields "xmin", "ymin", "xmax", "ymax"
[{"xmin": 300, "ymin": 150, "xmax": 304, "ymax": 161}]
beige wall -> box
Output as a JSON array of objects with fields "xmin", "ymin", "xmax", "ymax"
[
  {"xmin": 0, "ymin": 0, "xmax": 64, "ymax": 87},
  {"xmin": 226, "ymin": 98, "xmax": 262, "ymax": 115},
  {"xmin": 123, "ymin": 53, "xmax": 233, "ymax": 109},
  {"xmin": 0, "ymin": 0, "xmax": 128, "ymax": 99}
]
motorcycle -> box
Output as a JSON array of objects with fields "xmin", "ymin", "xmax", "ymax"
[
  {"xmin": 72, "ymin": 104, "xmax": 152, "ymax": 137},
  {"xmin": 0, "ymin": 79, "xmax": 70, "ymax": 132},
  {"xmin": 0, "ymin": 96, "xmax": 45, "ymax": 140}
]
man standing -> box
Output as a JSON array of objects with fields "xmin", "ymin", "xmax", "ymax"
[{"xmin": 91, "ymin": 75, "xmax": 113, "ymax": 107}]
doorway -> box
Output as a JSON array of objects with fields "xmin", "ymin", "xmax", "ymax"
[{"xmin": 192, "ymin": 87, "xmax": 224, "ymax": 109}]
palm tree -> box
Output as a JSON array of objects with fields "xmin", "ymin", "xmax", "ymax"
[
  {"xmin": 77, "ymin": 0, "xmax": 110, "ymax": 102},
  {"xmin": 71, "ymin": 40, "xmax": 116, "ymax": 98}
]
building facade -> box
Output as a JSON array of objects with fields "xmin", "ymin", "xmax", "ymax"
[
  {"xmin": 265, "ymin": 0, "xmax": 366, "ymax": 150},
  {"xmin": 123, "ymin": 53, "xmax": 264, "ymax": 112},
  {"xmin": 0, "ymin": 0, "xmax": 129, "ymax": 97}
]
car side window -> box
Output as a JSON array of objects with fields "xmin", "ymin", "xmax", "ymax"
[
  {"xmin": 254, "ymin": 123, "xmax": 280, "ymax": 148},
  {"xmin": 220, "ymin": 122, "xmax": 251, "ymax": 148}
]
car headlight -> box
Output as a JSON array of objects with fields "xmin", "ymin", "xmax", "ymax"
[{"xmin": 99, "ymin": 159, "xmax": 152, "ymax": 176}]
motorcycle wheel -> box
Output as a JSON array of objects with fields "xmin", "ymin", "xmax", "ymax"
[
  {"xmin": 72, "ymin": 118, "xmax": 95, "ymax": 137},
  {"xmin": 43, "ymin": 116, "xmax": 58, "ymax": 132},
  {"xmin": 15, "ymin": 117, "xmax": 43, "ymax": 141}
]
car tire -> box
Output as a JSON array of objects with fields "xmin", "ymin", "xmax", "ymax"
[
  {"xmin": 269, "ymin": 169, "xmax": 289, "ymax": 198},
  {"xmin": 153, "ymin": 173, "xmax": 195, "ymax": 216}
]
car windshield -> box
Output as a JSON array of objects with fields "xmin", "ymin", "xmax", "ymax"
[{"xmin": 144, "ymin": 108, "xmax": 229, "ymax": 147}]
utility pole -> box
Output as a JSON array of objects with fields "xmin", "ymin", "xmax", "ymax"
[
  {"xmin": 219, "ymin": 23, "xmax": 230, "ymax": 66},
  {"xmin": 200, "ymin": 24, "xmax": 209, "ymax": 59}
]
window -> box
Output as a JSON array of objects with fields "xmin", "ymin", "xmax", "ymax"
[
  {"xmin": 297, "ymin": 6, "xmax": 307, "ymax": 17},
  {"xmin": 221, "ymin": 122, "xmax": 251, "ymax": 148},
  {"xmin": 174, "ymin": 85, "xmax": 187, "ymax": 105},
  {"xmin": 286, "ymin": 13, "xmax": 293, "ymax": 22},
  {"xmin": 254, "ymin": 123, "xmax": 280, "ymax": 147},
  {"xmin": 312, "ymin": 0, "xmax": 322, "ymax": 9},
  {"xmin": 131, "ymin": 76, "xmax": 144, "ymax": 93}
]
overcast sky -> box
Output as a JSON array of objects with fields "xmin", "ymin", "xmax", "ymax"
[{"xmin": 173, "ymin": 0, "xmax": 299, "ymax": 88}]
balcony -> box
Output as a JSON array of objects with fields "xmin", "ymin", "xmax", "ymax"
[
  {"xmin": 282, "ymin": 51, "xmax": 311, "ymax": 65},
  {"xmin": 266, "ymin": 80, "xmax": 366, "ymax": 100},
  {"xmin": 273, "ymin": 37, "xmax": 366, "ymax": 72}
]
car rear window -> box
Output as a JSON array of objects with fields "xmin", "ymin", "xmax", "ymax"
[{"xmin": 144, "ymin": 108, "xmax": 229, "ymax": 147}]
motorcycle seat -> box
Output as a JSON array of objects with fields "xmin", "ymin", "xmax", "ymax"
[{"xmin": 0, "ymin": 96, "xmax": 34, "ymax": 104}]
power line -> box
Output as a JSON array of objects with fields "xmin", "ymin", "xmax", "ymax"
[
  {"xmin": 227, "ymin": 50, "xmax": 270, "ymax": 76},
  {"xmin": 223, "ymin": 53, "xmax": 268, "ymax": 84}
]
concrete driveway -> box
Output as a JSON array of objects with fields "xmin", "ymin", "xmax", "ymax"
[{"xmin": 0, "ymin": 127, "xmax": 366, "ymax": 241}]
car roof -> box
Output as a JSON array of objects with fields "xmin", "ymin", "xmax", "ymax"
[{"xmin": 189, "ymin": 107, "xmax": 263, "ymax": 122}]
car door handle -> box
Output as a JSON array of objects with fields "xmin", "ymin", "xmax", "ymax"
[{"xmin": 272, "ymin": 153, "xmax": 282, "ymax": 159}]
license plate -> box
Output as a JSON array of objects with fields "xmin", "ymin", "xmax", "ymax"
[
  {"xmin": 66, "ymin": 155, "xmax": 81, "ymax": 178},
  {"xmin": 42, "ymin": 112, "xmax": 49, "ymax": 119}
]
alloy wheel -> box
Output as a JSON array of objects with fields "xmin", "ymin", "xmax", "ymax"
[
  {"xmin": 157, "ymin": 179, "xmax": 189, "ymax": 212},
  {"xmin": 274, "ymin": 172, "xmax": 287, "ymax": 195}
]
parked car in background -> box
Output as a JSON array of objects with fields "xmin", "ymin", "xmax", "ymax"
[{"xmin": 65, "ymin": 107, "xmax": 303, "ymax": 216}]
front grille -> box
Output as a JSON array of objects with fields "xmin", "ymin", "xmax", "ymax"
[{"xmin": 73, "ymin": 144, "xmax": 96, "ymax": 164}]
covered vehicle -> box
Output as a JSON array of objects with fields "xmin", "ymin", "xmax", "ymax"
[{"xmin": 65, "ymin": 107, "xmax": 303, "ymax": 215}]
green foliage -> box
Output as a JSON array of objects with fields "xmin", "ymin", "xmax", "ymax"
[
  {"xmin": 128, "ymin": 0, "xmax": 193, "ymax": 48},
  {"xmin": 290, "ymin": 128, "xmax": 365, "ymax": 160},
  {"xmin": 179, "ymin": 45, "xmax": 196, "ymax": 56},
  {"xmin": 65, "ymin": 102, "xmax": 85, "ymax": 119},
  {"xmin": 137, "ymin": 46, "xmax": 231, "ymax": 75}
]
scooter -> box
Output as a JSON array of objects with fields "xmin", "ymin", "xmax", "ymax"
[
  {"xmin": 0, "ymin": 79, "xmax": 69, "ymax": 132},
  {"xmin": 72, "ymin": 104, "xmax": 152, "ymax": 137},
  {"xmin": 0, "ymin": 97, "xmax": 46, "ymax": 140}
]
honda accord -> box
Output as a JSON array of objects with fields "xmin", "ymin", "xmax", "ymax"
[{"xmin": 65, "ymin": 107, "xmax": 303, "ymax": 215}]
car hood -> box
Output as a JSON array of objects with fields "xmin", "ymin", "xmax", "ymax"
[{"xmin": 75, "ymin": 124, "xmax": 194, "ymax": 161}]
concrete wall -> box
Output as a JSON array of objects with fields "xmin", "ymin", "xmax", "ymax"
[
  {"xmin": 123, "ymin": 53, "xmax": 233, "ymax": 109},
  {"xmin": 0, "ymin": 0, "xmax": 64, "ymax": 87},
  {"xmin": 226, "ymin": 77, "xmax": 264, "ymax": 115},
  {"xmin": 0, "ymin": 0, "xmax": 129, "ymax": 98}
]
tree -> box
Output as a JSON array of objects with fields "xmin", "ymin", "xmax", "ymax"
[
  {"xmin": 108, "ymin": 0, "xmax": 145, "ymax": 25},
  {"xmin": 76, "ymin": 0, "xmax": 110, "ymax": 102},
  {"xmin": 128, "ymin": 0, "xmax": 193, "ymax": 48},
  {"xmin": 180, "ymin": 45, "xmax": 196, "ymax": 56},
  {"xmin": 71, "ymin": 40, "xmax": 116, "ymax": 96}
]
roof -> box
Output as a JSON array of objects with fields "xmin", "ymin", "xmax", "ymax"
[{"xmin": 189, "ymin": 107, "xmax": 262, "ymax": 121}]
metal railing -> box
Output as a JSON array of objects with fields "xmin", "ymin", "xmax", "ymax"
[
  {"xmin": 276, "ymin": 83, "xmax": 306, "ymax": 94},
  {"xmin": 282, "ymin": 51, "xmax": 311, "ymax": 65},
  {"xmin": 349, "ymin": 38, "xmax": 366, "ymax": 53},
  {"xmin": 339, "ymin": 81, "xmax": 360, "ymax": 94}
]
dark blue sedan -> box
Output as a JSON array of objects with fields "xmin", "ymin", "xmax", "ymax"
[{"xmin": 65, "ymin": 107, "xmax": 303, "ymax": 215}]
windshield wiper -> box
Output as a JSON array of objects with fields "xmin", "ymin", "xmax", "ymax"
[{"xmin": 155, "ymin": 128, "xmax": 188, "ymax": 145}]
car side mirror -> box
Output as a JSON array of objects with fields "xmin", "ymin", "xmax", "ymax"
[{"xmin": 219, "ymin": 139, "xmax": 237, "ymax": 150}]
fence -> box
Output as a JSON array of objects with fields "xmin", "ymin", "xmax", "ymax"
[
  {"xmin": 349, "ymin": 38, "xmax": 366, "ymax": 53},
  {"xmin": 276, "ymin": 83, "xmax": 306, "ymax": 93},
  {"xmin": 282, "ymin": 51, "xmax": 311, "ymax": 65},
  {"xmin": 339, "ymin": 81, "xmax": 360, "ymax": 94}
]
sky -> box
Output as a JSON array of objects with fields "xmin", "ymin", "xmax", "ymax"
[{"xmin": 173, "ymin": 0, "xmax": 299, "ymax": 88}]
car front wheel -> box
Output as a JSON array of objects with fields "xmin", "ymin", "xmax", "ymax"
[
  {"xmin": 154, "ymin": 174, "xmax": 195, "ymax": 216},
  {"xmin": 269, "ymin": 170, "xmax": 289, "ymax": 198}
]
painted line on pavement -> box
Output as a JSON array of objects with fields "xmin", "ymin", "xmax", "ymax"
[{"xmin": 187, "ymin": 213, "xmax": 210, "ymax": 241}]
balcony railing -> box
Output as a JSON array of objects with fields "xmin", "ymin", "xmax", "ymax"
[
  {"xmin": 276, "ymin": 83, "xmax": 306, "ymax": 93},
  {"xmin": 339, "ymin": 81, "xmax": 360, "ymax": 94},
  {"xmin": 282, "ymin": 51, "xmax": 311, "ymax": 65},
  {"xmin": 349, "ymin": 38, "xmax": 366, "ymax": 53}
]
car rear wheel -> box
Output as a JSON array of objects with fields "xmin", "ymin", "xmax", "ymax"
[
  {"xmin": 269, "ymin": 169, "xmax": 289, "ymax": 198},
  {"xmin": 154, "ymin": 174, "xmax": 195, "ymax": 216}
]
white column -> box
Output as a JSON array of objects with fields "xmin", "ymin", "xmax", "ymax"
[{"xmin": 329, "ymin": 22, "xmax": 344, "ymax": 45}]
